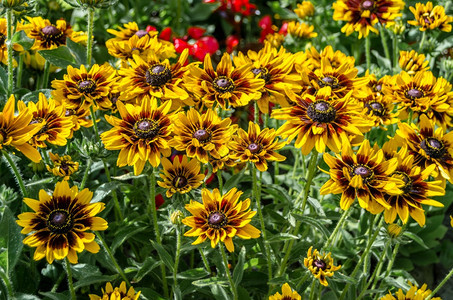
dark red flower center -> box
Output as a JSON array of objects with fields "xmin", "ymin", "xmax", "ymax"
[
  {"xmin": 392, "ymin": 171, "xmax": 412, "ymax": 193},
  {"xmin": 47, "ymin": 209, "xmax": 73, "ymax": 234},
  {"xmin": 420, "ymin": 137, "xmax": 446, "ymax": 159},
  {"xmin": 135, "ymin": 29, "xmax": 148, "ymax": 38},
  {"xmin": 375, "ymin": 84, "xmax": 382, "ymax": 92},
  {"xmin": 306, "ymin": 101, "xmax": 337, "ymax": 123},
  {"xmin": 406, "ymin": 88, "xmax": 423, "ymax": 99},
  {"xmin": 361, "ymin": 0, "xmax": 374, "ymax": 10},
  {"xmin": 353, "ymin": 165, "xmax": 373, "ymax": 179},
  {"xmin": 145, "ymin": 64, "xmax": 172, "ymax": 87},
  {"xmin": 365, "ymin": 101, "xmax": 385, "ymax": 117},
  {"xmin": 30, "ymin": 117, "xmax": 47, "ymax": 135},
  {"xmin": 65, "ymin": 109, "xmax": 76, "ymax": 117},
  {"xmin": 193, "ymin": 129, "xmax": 211, "ymax": 143},
  {"xmin": 251, "ymin": 67, "xmax": 271, "ymax": 83},
  {"xmin": 41, "ymin": 25, "xmax": 61, "ymax": 37},
  {"xmin": 213, "ymin": 76, "xmax": 235, "ymax": 93},
  {"xmin": 78, "ymin": 80, "xmax": 96, "ymax": 93},
  {"xmin": 59, "ymin": 162, "xmax": 70, "ymax": 173},
  {"xmin": 312, "ymin": 259, "xmax": 327, "ymax": 270},
  {"xmin": 134, "ymin": 118, "xmax": 159, "ymax": 139},
  {"xmin": 208, "ymin": 211, "xmax": 227, "ymax": 228},
  {"xmin": 247, "ymin": 143, "xmax": 261, "ymax": 154},
  {"xmin": 172, "ymin": 176, "xmax": 188, "ymax": 188},
  {"xmin": 0, "ymin": 33, "xmax": 5, "ymax": 46}
]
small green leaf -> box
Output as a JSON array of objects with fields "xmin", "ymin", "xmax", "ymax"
[
  {"xmin": 91, "ymin": 182, "xmax": 121, "ymax": 203},
  {"xmin": 176, "ymin": 268, "xmax": 209, "ymax": 280},
  {"xmin": 0, "ymin": 207, "xmax": 24, "ymax": 274},
  {"xmin": 21, "ymin": 89, "xmax": 53, "ymax": 104},
  {"xmin": 38, "ymin": 46, "xmax": 77, "ymax": 68},
  {"xmin": 66, "ymin": 38, "xmax": 88, "ymax": 66},
  {"xmin": 11, "ymin": 31, "xmax": 34, "ymax": 51},
  {"xmin": 403, "ymin": 232, "xmax": 429, "ymax": 250},
  {"xmin": 291, "ymin": 214, "xmax": 330, "ymax": 238},
  {"xmin": 111, "ymin": 226, "xmax": 147, "ymax": 252},
  {"xmin": 73, "ymin": 274, "xmax": 117, "ymax": 290},
  {"xmin": 192, "ymin": 277, "xmax": 229, "ymax": 287},
  {"xmin": 39, "ymin": 291, "xmax": 70, "ymax": 300},
  {"xmin": 71, "ymin": 263, "xmax": 101, "ymax": 280},
  {"xmin": 233, "ymin": 247, "xmax": 246, "ymax": 286},
  {"xmin": 134, "ymin": 257, "xmax": 160, "ymax": 283},
  {"xmin": 0, "ymin": 66, "xmax": 8, "ymax": 97},
  {"xmin": 150, "ymin": 240, "xmax": 174, "ymax": 272}
]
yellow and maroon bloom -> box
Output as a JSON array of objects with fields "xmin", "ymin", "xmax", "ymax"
[
  {"xmin": 362, "ymin": 93, "xmax": 399, "ymax": 128},
  {"xmin": 333, "ymin": 0, "xmax": 405, "ymax": 38},
  {"xmin": 106, "ymin": 21, "xmax": 158, "ymax": 43},
  {"xmin": 52, "ymin": 63, "xmax": 116, "ymax": 110},
  {"xmin": 380, "ymin": 282, "xmax": 441, "ymax": 300},
  {"xmin": 118, "ymin": 49, "xmax": 191, "ymax": 107},
  {"xmin": 19, "ymin": 16, "xmax": 86, "ymax": 50},
  {"xmin": 320, "ymin": 140, "xmax": 403, "ymax": 214},
  {"xmin": 408, "ymin": 2, "xmax": 453, "ymax": 32},
  {"xmin": 0, "ymin": 95, "xmax": 42, "ymax": 162},
  {"xmin": 396, "ymin": 114, "xmax": 453, "ymax": 184},
  {"xmin": 101, "ymin": 97, "xmax": 173, "ymax": 175},
  {"xmin": 304, "ymin": 246, "xmax": 341, "ymax": 287},
  {"xmin": 62, "ymin": 104, "xmax": 93, "ymax": 138},
  {"xmin": 269, "ymin": 283, "xmax": 301, "ymax": 300},
  {"xmin": 89, "ymin": 281, "xmax": 141, "ymax": 300},
  {"xmin": 17, "ymin": 180, "xmax": 108, "ymax": 264},
  {"xmin": 169, "ymin": 108, "xmax": 237, "ymax": 164},
  {"xmin": 209, "ymin": 152, "xmax": 238, "ymax": 173},
  {"xmin": 46, "ymin": 152, "xmax": 79, "ymax": 180},
  {"xmin": 286, "ymin": 21, "xmax": 318, "ymax": 39},
  {"xmin": 294, "ymin": 1, "xmax": 315, "ymax": 19},
  {"xmin": 383, "ymin": 147, "xmax": 444, "ymax": 226},
  {"xmin": 399, "ymin": 50, "xmax": 430, "ymax": 75},
  {"xmin": 182, "ymin": 187, "xmax": 260, "ymax": 252},
  {"xmin": 229, "ymin": 122, "xmax": 286, "ymax": 172},
  {"xmin": 158, "ymin": 155, "xmax": 205, "ymax": 198},
  {"xmin": 272, "ymin": 87, "xmax": 372, "ymax": 155},
  {"xmin": 298, "ymin": 45, "xmax": 356, "ymax": 74},
  {"xmin": 0, "ymin": 18, "xmax": 23, "ymax": 66},
  {"xmin": 185, "ymin": 52, "xmax": 265, "ymax": 109},
  {"xmin": 18, "ymin": 93, "xmax": 73, "ymax": 148}
]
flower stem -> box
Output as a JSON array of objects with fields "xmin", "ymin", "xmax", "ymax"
[
  {"xmin": 365, "ymin": 34, "xmax": 371, "ymax": 71},
  {"xmin": 392, "ymin": 31, "xmax": 399, "ymax": 73},
  {"xmin": 173, "ymin": 226, "xmax": 182, "ymax": 297},
  {"xmin": 6, "ymin": 8, "xmax": 13, "ymax": 97},
  {"xmin": 373, "ymin": 239, "xmax": 402, "ymax": 299},
  {"xmin": 86, "ymin": 7, "xmax": 95, "ymax": 67},
  {"xmin": 89, "ymin": 106, "xmax": 99, "ymax": 142},
  {"xmin": 149, "ymin": 168, "xmax": 169, "ymax": 298},
  {"xmin": 0, "ymin": 269, "xmax": 14, "ymax": 299},
  {"xmin": 418, "ymin": 31, "xmax": 426, "ymax": 52},
  {"xmin": 217, "ymin": 170, "xmax": 223, "ymax": 193},
  {"xmin": 80, "ymin": 158, "xmax": 92, "ymax": 189},
  {"xmin": 323, "ymin": 208, "xmax": 351, "ymax": 249},
  {"xmin": 309, "ymin": 279, "xmax": 317, "ymax": 300},
  {"xmin": 220, "ymin": 244, "xmax": 238, "ymax": 300},
  {"xmin": 339, "ymin": 215, "xmax": 384, "ymax": 300},
  {"xmin": 379, "ymin": 26, "xmax": 391, "ymax": 64},
  {"xmin": 199, "ymin": 248, "xmax": 211, "ymax": 274},
  {"xmin": 64, "ymin": 258, "xmax": 76, "ymax": 300},
  {"xmin": 101, "ymin": 158, "xmax": 123, "ymax": 221},
  {"xmin": 16, "ymin": 53, "xmax": 24, "ymax": 89},
  {"xmin": 296, "ymin": 273, "xmax": 309, "ymax": 290},
  {"xmin": 251, "ymin": 163, "xmax": 273, "ymax": 281},
  {"xmin": 95, "ymin": 232, "xmax": 130, "ymax": 285},
  {"xmin": 427, "ymin": 265, "xmax": 453, "ymax": 300},
  {"xmin": 41, "ymin": 61, "xmax": 51, "ymax": 89},
  {"xmin": 2, "ymin": 150, "xmax": 28, "ymax": 197}
]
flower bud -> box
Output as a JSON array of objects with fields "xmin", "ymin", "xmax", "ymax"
[
  {"xmin": 387, "ymin": 223, "xmax": 402, "ymax": 239},
  {"xmin": 171, "ymin": 210, "xmax": 184, "ymax": 225}
]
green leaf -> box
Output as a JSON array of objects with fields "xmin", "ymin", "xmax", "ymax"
[
  {"xmin": 111, "ymin": 226, "xmax": 147, "ymax": 252},
  {"xmin": 0, "ymin": 65, "xmax": 8, "ymax": 97},
  {"xmin": 403, "ymin": 232, "xmax": 429, "ymax": 250},
  {"xmin": 189, "ymin": 2, "xmax": 221, "ymax": 22},
  {"xmin": 39, "ymin": 291, "xmax": 70, "ymax": 300},
  {"xmin": 91, "ymin": 182, "xmax": 121, "ymax": 203},
  {"xmin": 0, "ymin": 207, "xmax": 24, "ymax": 274},
  {"xmin": 15, "ymin": 294, "xmax": 41, "ymax": 300},
  {"xmin": 192, "ymin": 277, "xmax": 229, "ymax": 287},
  {"xmin": 73, "ymin": 274, "xmax": 117, "ymax": 290},
  {"xmin": 134, "ymin": 256, "xmax": 160, "ymax": 282},
  {"xmin": 66, "ymin": 38, "xmax": 88, "ymax": 66},
  {"xmin": 233, "ymin": 247, "xmax": 246, "ymax": 286},
  {"xmin": 38, "ymin": 46, "xmax": 77, "ymax": 68},
  {"xmin": 150, "ymin": 240, "xmax": 174, "ymax": 272},
  {"xmin": 223, "ymin": 169, "xmax": 247, "ymax": 192},
  {"xmin": 21, "ymin": 89, "xmax": 53, "ymax": 104},
  {"xmin": 176, "ymin": 268, "xmax": 209, "ymax": 280},
  {"xmin": 112, "ymin": 173, "xmax": 147, "ymax": 181},
  {"xmin": 210, "ymin": 284, "xmax": 230, "ymax": 300},
  {"xmin": 71, "ymin": 263, "xmax": 101, "ymax": 280},
  {"xmin": 11, "ymin": 30, "xmax": 34, "ymax": 51},
  {"xmin": 291, "ymin": 214, "xmax": 330, "ymax": 238}
]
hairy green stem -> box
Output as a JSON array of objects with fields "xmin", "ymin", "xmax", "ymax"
[
  {"xmin": 418, "ymin": 31, "xmax": 426, "ymax": 52},
  {"xmin": 101, "ymin": 159, "xmax": 123, "ymax": 221},
  {"xmin": 199, "ymin": 248, "xmax": 210, "ymax": 273},
  {"xmin": 220, "ymin": 244, "xmax": 238, "ymax": 300},
  {"xmin": 427, "ymin": 266, "xmax": 453, "ymax": 300},
  {"xmin": 323, "ymin": 209, "xmax": 351, "ymax": 249},
  {"xmin": 0, "ymin": 269, "xmax": 14, "ymax": 299},
  {"xmin": 392, "ymin": 31, "xmax": 399, "ymax": 73},
  {"xmin": 64, "ymin": 258, "xmax": 76, "ymax": 300},
  {"xmin": 309, "ymin": 279, "xmax": 317, "ymax": 300},
  {"xmin": 86, "ymin": 7, "xmax": 95, "ymax": 67},
  {"xmin": 16, "ymin": 53, "xmax": 24, "ymax": 89},
  {"xmin": 80, "ymin": 158, "xmax": 92, "ymax": 189},
  {"xmin": 365, "ymin": 34, "xmax": 371, "ymax": 71},
  {"xmin": 41, "ymin": 60, "xmax": 51, "ymax": 89},
  {"xmin": 6, "ymin": 9, "xmax": 13, "ymax": 97},
  {"xmin": 379, "ymin": 26, "xmax": 391, "ymax": 64},
  {"xmin": 89, "ymin": 106, "xmax": 100, "ymax": 142},
  {"xmin": 96, "ymin": 232, "xmax": 130, "ymax": 285},
  {"xmin": 173, "ymin": 226, "xmax": 182, "ymax": 297},
  {"xmin": 2, "ymin": 150, "xmax": 28, "ymax": 197},
  {"xmin": 217, "ymin": 170, "xmax": 223, "ymax": 193},
  {"xmin": 296, "ymin": 273, "xmax": 309, "ymax": 290},
  {"xmin": 51, "ymin": 271, "xmax": 66, "ymax": 293}
]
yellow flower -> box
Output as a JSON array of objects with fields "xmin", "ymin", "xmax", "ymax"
[
  {"xmin": 106, "ymin": 35, "xmax": 175, "ymax": 62},
  {"xmin": 101, "ymin": 97, "xmax": 173, "ymax": 175},
  {"xmin": 1, "ymin": 0, "xmax": 26, "ymax": 8},
  {"xmin": 380, "ymin": 282, "xmax": 441, "ymax": 300},
  {"xmin": 0, "ymin": 95, "xmax": 42, "ymax": 162},
  {"xmin": 387, "ymin": 223, "xmax": 402, "ymax": 238},
  {"xmin": 46, "ymin": 152, "xmax": 79, "ymax": 180},
  {"xmin": 17, "ymin": 181, "xmax": 108, "ymax": 264},
  {"xmin": 0, "ymin": 18, "xmax": 23, "ymax": 66},
  {"xmin": 304, "ymin": 246, "xmax": 341, "ymax": 286},
  {"xmin": 408, "ymin": 2, "xmax": 453, "ymax": 32},
  {"xmin": 269, "ymin": 283, "xmax": 301, "ymax": 300},
  {"xmin": 157, "ymin": 156, "xmax": 205, "ymax": 198},
  {"xmin": 399, "ymin": 50, "xmax": 430, "ymax": 75},
  {"xmin": 287, "ymin": 21, "xmax": 317, "ymax": 39},
  {"xmin": 264, "ymin": 33, "xmax": 285, "ymax": 48},
  {"xmin": 182, "ymin": 188, "xmax": 260, "ymax": 252},
  {"xmin": 89, "ymin": 281, "xmax": 140, "ymax": 300},
  {"xmin": 106, "ymin": 21, "xmax": 158, "ymax": 43},
  {"xmin": 294, "ymin": 1, "xmax": 315, "ymax": 19}
]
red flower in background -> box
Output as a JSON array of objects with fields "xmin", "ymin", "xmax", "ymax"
[
  {"xmin": 204, "ymin": 0, "xmax": 256, "ymax": 17},
  {"xmin": 171, "ymin": 26, "xmax": 219, "ymax": 61},
  {"xmin": 226, "ymin": 34, "xmax": 239, "ymax": 52}
]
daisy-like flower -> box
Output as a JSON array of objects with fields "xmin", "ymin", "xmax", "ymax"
[
  {"xmin": 233, "ymin": 44, "xmax": 301, "ymax": 113},
  {"xmin": 209, "ymin": 152, "xmax": 238, "ymax": 173},
  {"xmin": 286, "ymin": 21, "xmax": 318, "ymax": 39},
  {"xmin": 269, "ymin": 283, "xmax": 301, "ymax": 300},
  {"xmin": 396, "ymin": 114, "xmax": 453, "ymax": 184},
  {"xmin": 106, "ymin": 21, "xmax": 158, "ymax": 43},
  {"xmin": 169, "ymin": 108, "xmax": 237, "ymax": 163},
  {"xmin": 383, "ymin": 147, "xmax": 444, "ymax": 226},
  {"xmin": 0, "ymin": 95, "xmax": 42, "ymax": 162},
  {"xmin": 399, "ymin": 50, "xmax": 430, "ymax": 75},
  {"xmin": 333, "ymin": 0, "xmax": 405, "ymax": 38},
  {"xmin": 298, "ymin": 45, "xmax": 356, "ymax": 73},
  {"xmin": 408, "ymin": 2, "xmax": 453, "ymax": 32},
  {"xmin": 46, "ymin": 152, "xmax": 79, "ymax": 180},
  {"xmin": 185, "ymin": 52, "xmax": 265, "ymax": 109},
  {"xmin": 101, "ymin": 97, "xmax": 173, "ymax": 175},
  {"xmin": 0, "ymin": 18, "xmax": 23, "ymax": 66},
  {"xmin": 157, "ymin": 155, "xmax": 205, "ymax": 198},
  {"xmin": 182, "ymin": 187, "xmax": 260, "ymax": 252},
  {"xmin": 264, "ymin": 33, "xmax": 285, "ymax": 48},
  {"xmin": 16, "ymin": 181, "xmax": 108, "ymax": 264},
  {"xmin": 272, "ymin": 87, "xmax": 372, "ymax": 155},
  {"xmin": 89, "ymin": 281, "xmax": 141, "ymax": 300},
  {"xmin": 229, "ymin": 122, "xmax": 286, "ymax": 171},
  {"xmin": 51, "ymin": 64, "xmax": 116, "ymax": 110},
  {"xmin": 363, "ymin": 93, "xmax": 399, "ymax": 128},
  {"xmin": 320, "ymin": 140, "xmax": 403, "ymax": 214},
  {"xmin": 63, "ymin": 104, "xmax": 93, "ymax": 138},
  {"xmin": 294, "ymin": 1, "xmax": 315, "ymax": 19},
  {"xmin": 380, "ymin": 282, "xmax": 441, "ymax": 300},
  {"xmin": 118, "ymin": 49, "xmax": 191, "ymax": 107},
  {"xmin": 18, "ymin": 93, "xmax": 73, "ymax": 148},
  {"xmin": 304, "ymin": 246, "xmax": 341, "ymax": 287},
  {"xmin": 19, "ymin": 16, "xmax": 86, "ymax": 50}
]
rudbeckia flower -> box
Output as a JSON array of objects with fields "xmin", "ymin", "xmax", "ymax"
[
  {"xmin": 408, "ymin": 2, "xmax": 453, "ymax": 32},
  {"xmin": 269, "ymin": 283, "xmax": 301, "ymax": 300},
  {"xmin": 380, "ymin": 282, "xmax": 441, "ymax": 300},
  {"xmin": 304, "ymin": 246, "xmax": 341, "ymax": 287},
  {"xmin": 89, "ymin": 281, "xmax": 141, "ymax": 300},
  {"xmin": 46, "ymin": 153, "xmax": 79, "ymax": 180}
]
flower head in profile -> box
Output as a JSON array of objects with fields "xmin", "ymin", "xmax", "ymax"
[
  {"xmin": 182, "ymin": 188, "xmax": 260, "ymax": 252},
  {"xmin": 51, "ymin": 64, "xmax": 116, "ymax": 110},
  {"xmin": 408, "ymin": 2, "xmax": 453, "ymax": 32},
  {"xmin": 158, "ymin": 156, "xmax": 205, "ymax": 198},
  {"xmin": 294, "ymin": 1, "xmax": 315, "ymax": 19},
  {"xmin": 89, "ymin": 281, "xmax": 141, "ymax": 300},
  {"xmin": 17, "ymin": 181, "xmax": 108, "ymax": 264},
  {"xmin": 106, "ymin": 21, "xmax": 158, "ymax": 43},
  {"xmin": 269, "ymin": 283, "xmax": 301, "ymax": 300},
  {"xmin": 0, "ymin": 95, "xmax": 42, "ymax": 162},
  {"xmin": 229, "ymin": 122, "xmax": 286, "ymax": 171},
  {"xmin": 304, "ymin": 246, "xmax": 341, "ymax": 286},
  {"xmin": 399, "ymin": 50, "xmax": 430, "ymax": 75},
  {"xmin": 101, "ymin": 97, "xmax": 173, "ymax": 175},
  {"xmin": 46, "ymin": 153, "xmax": 79, "ymax": 180},
  {"xmin": 19, "ymin": 17, "xmax": 86, "ymax": 50},
  {"xmin": 286, "ymin": 21, "xmax": 318, "ymax": 39},
  {"xmin": 380, "ymin": 282, "xmax": 441, "ymax": 300}
]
